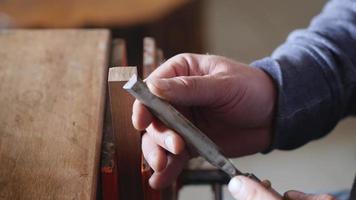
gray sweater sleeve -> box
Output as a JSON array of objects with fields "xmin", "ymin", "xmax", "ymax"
[{"xmin": 251, "ymin": 0, "xmax": 356, "ymax": 150}]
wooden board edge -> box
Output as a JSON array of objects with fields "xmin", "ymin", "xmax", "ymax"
[{"xmin": 108, "ymin": 67, "xmax": 137, "ymax": 82}]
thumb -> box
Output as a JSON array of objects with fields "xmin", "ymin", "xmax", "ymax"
[
  {"xmin": 228, "ymin": 176, "xmax": 280, "ymax": 200},
  {"xmin": 146, "ymin": 75, "xmax": 231, "ymax": 106}
]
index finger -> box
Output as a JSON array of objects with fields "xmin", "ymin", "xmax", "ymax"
[
  {"xmin": 146, "ymin": 53, "xmax": 212, "ymax": 81},
  {"xmin": 132, "ymin": 54, "xmax": 198, "ymax": 130},
  {"xmin": 132, "ymin": 53, "xmax": 207, "ymax": 131}
]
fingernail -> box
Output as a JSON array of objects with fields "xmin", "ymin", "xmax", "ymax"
[
  {"xmin": 228, "ymin": 177, "xmax": 242, "ymax": 194},
  {"xmin": 165, "ymin": 136, "xmax": 175, "ymax": 153}
]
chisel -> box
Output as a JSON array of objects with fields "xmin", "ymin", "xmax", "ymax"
[{"xmin": 123, "ymin": 74, "xmax": 262, "ymax": 182}]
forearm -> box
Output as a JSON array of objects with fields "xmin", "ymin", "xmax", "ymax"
[{"xmin": 251, "ymin": 0, "xmax": 356, "ymax": 150}]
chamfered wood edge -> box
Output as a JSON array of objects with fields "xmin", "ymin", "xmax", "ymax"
[{"xmin": 108, "ymin": 67, "xmax": 137, "ymax": 82}]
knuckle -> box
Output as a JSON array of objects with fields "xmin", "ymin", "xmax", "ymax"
[
  {"xmin": 171, "ymin": 53, "xmax": 192, "ymax": 67},
  {"xmin": 176, "ymin": 77, "xmax": 196, "ymax": 91},
  {"xmin": 175, "ymin": 53, "xmax": 191, "ymax": 59},
  {"xmin": 174, "ymin": 53, "xmax": 197, "ymax": 75}
]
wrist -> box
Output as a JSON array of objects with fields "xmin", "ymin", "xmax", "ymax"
[{"xmin": 249, "ymin": 60, "xmax": 278, "ymax": 153}]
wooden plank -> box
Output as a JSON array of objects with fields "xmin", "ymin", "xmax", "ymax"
[
  {"xmin": 100, "ymin": 39, "xmax": 128, "ymax": 200},
  {"xmin": 108, "ymin": 67, "xmax": 144, "ymax": 200},
  {"xmin": 0, "ymin": 29, "xmax": 110, "ymax": 199}
]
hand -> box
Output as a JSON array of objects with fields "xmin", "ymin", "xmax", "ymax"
[
  {"xmin": 132, "ymin": 53, "xmax": 277, "ymax": 188},
  {"xmin": 228, "ymin": 176, "xmax": 337, "ymax": 200}
]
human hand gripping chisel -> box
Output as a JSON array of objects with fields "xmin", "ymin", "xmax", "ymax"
[{"xmin": 123, "ymin": 74, "xmax": 280, "ymax": 195}]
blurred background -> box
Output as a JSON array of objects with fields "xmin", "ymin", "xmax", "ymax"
[{"xmin": 1, "ymin": 0, "xmax": 355, "ymax": 199}]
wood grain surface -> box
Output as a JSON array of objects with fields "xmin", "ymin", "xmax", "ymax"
[
  {"xmin": 0, "ymin": 30, "xmax": 109, "ymax": 199},
  {"xmin": 100, "ymin": 39, "xmax": 127, "ymax": 200},
  {"xmin": 108, "ymin": 67, "xmax": 144, "ymax": 200}
]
